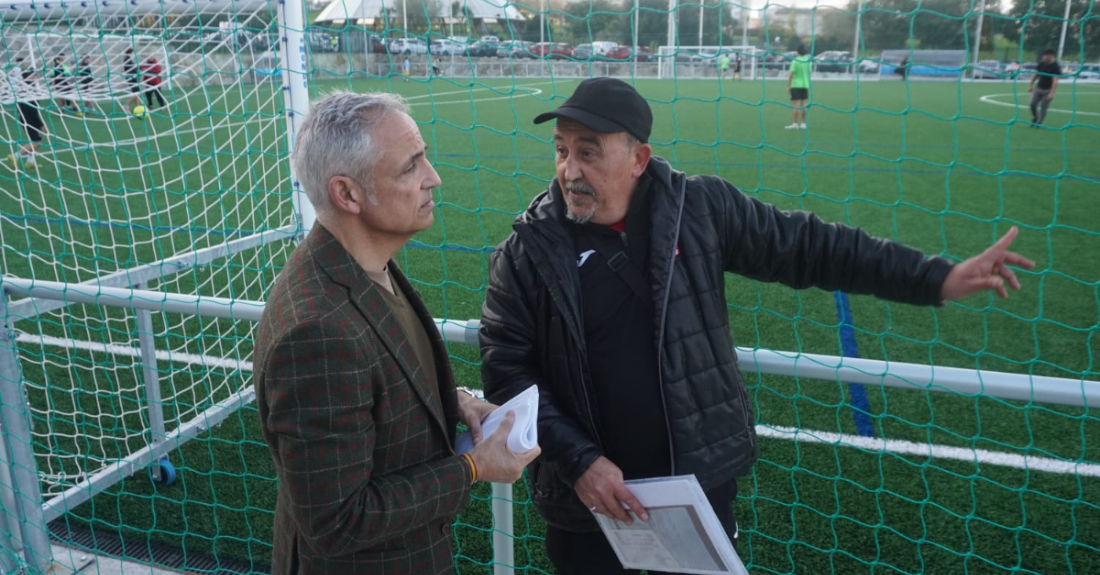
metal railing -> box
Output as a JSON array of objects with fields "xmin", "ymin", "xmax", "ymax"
[{"xmin": 4, "ymin": 276, "xmax": 1099, "ymax": 573}]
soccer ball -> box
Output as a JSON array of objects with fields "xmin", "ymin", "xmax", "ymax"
[{"xmin": 132, "ymin": 105, "xmax": 146, "ymax": 118}]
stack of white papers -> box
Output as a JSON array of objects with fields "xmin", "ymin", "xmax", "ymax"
[
  {"xmin": 455, "ymin": 385, "xmax": 539, "ymax": 455},
  {"xmin": 594, "ymin": 475, "xmax": 748, "ymax": 575}
]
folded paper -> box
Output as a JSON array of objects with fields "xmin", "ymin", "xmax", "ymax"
[{"xmin": 455, "ymin": 385, "xmax": 539, "ymax": 455}]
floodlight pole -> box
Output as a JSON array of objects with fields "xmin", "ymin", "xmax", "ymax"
[
  {"xmin": 698, "ymin": 0, "xmax": 704, "ymax": 47},
  {"xmin": 852, "ymin": 0, "xmax": 863, "ymax": 59},
  {"xmin": 668, "ymin": 0, "xmax": 677, "ymax": 55},
  {"xmin": 742, "ymin": 1, "xmax": 748, "ymax": 48},
  {"xmin": 972, "ymin": 0, "xmax": 985, "ymax": 77},
  {"xmin": 633, "ymin": 0, "xmax": 639, "ymax": 77},
  {"xmin": 664, "ymin": 0, "xmax": 673, "ymax": 58},
  {"xmin": 1057, "ymin": 0, "xmax": 1071, "ymax": 61}
]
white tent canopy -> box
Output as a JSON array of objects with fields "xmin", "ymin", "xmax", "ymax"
[{"xmin": 315, "ymin": 0, "xmax": 523, "ymax": 25}]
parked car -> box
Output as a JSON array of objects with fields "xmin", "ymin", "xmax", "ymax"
[
  {"xmin": 514, "ymin": 41, "xmax": 539, "ymax": 58},
  {"xmin": 496, "ymin": 40, "xmax": 536, "ymax": 58},
  {"xmin": 817, "ymin": 54, "xmax": 855, "ymax": 73},
  {"xmin": 430, "ymin": 39, "xmax": 464, "ymax": 55},
  {"xmin": 389, "ymin": 38, "xmax": 428, "ymax": 55},
  {"xmin": 370, "ymin": 35, "xmax": 388, "ymax": 54},
  {"xmin": 465, "ymin": 41, "xmax": 497, "ymax": 57},
  {"xmin": 1077, "ymin": 63, "xmax": 1100, "ymax": 80},
  {"xmin": 605, "ymin": 45, "xmax": 655, "ymax": 62},
  {"xmin": 573, "ymin": 41, "xmax": 619, "ymax": 61},
  {"xmin": 531, "ymin": 42, "xmax": 574, "ymax": 60},
  {"xmin": 480, "ymin": 35, "xmax": 501, "ymax": 47},
  {"xmin": 859, "ymin": 59, "xmax": 880, "ymax": 73},
  {"xmin": 815, "ymin": 50, "xmax": 850, "ymax": 63},
  {"xmin": 494, "ymin": 40, "xmax": 518, "ymax": 57},
  {"xmin": 763, "ymin": 52, "xmax": 790, "ymax": 70},
  {"xmin": 973, "ymin": 59, "xmax": 1001, "ymax": 79}
]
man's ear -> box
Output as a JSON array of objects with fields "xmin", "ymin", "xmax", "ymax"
[
  {"xmin": 327, "ymin": 175, "xmax": 363, "ymax": 215},
  {"xmin": 632, "ymin": 143, "xmax": 652, "ymax": 178}
]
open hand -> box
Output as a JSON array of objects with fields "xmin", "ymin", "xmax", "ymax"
[{"xmin": 941, "ymin": 226, "xmax": 1036, "ymax": 301}]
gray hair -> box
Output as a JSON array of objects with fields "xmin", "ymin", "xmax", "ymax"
[{"xmin": 291, "ymin": 91, "xmax": 410, "ymax": 218}]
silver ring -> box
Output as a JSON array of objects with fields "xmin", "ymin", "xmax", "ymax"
[{"xmin": 588, "ymin": 505, "xmax": 597, "ymax": 512}]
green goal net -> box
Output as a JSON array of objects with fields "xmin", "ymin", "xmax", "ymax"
[{"xmin": 1, "ymin": 0, "xmax": 1098, "ymax": 574}]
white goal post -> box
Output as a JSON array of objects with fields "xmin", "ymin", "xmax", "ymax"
[{"xmin": 0, "ymin": 0, "xmax": 311, "ymax": 572}]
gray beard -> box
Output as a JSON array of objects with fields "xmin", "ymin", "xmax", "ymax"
[
  {"xmin": 566, "ymin": 203, "xmax": 596, "ymax": 224},
  {"xmin": 564, "ymin": 181, "xmax": 597, "ymax": 224}
]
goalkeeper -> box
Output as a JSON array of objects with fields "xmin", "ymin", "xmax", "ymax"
[{"xmin": 479, "ymin": 77, "xmax": 1038, "ymax": 575}]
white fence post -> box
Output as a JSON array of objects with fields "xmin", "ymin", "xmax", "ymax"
[{"xmin": 491, "ymin": 482, "xmax": 515, "ymax": 575}]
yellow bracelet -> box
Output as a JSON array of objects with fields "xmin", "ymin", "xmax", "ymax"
[{"xmin": 461, "ymin": 453, "xmax": 477, "ymax": 484}]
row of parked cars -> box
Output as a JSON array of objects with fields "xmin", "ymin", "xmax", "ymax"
[
  {"xmin": 382, "ymin": 36, "xmax": 658, "ymax": 61},
  {"xmin": 973, "ymin": 60, "xmax": 1100, "ymax": 80}
]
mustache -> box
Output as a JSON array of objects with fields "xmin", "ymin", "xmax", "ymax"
[{"xmin": 564, "ymin": 180, "xmax": 595, "ymax": 197}]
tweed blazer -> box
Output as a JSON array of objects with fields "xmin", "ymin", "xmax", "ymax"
[{"xmin": 254, "ymin": 224, "xmax": 473, "ymax": 575}]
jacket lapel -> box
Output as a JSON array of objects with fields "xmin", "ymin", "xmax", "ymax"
[{"xmin": 309, "ymin": 225, "xmax": 450, "ymax": 440}]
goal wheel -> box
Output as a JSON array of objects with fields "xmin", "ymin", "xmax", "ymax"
[{"xmin": 150, "ymin": 457, "xmax": 177, "ymax": 487}]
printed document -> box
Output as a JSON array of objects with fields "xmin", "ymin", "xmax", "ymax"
[{"xmin": 594, "ymin": 475, "xmax": 748, "ymax": 575}]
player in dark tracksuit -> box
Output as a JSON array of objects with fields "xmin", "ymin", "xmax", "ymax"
[
  {"xmin": 1028, "ymin": 49, "xmax": 1062, "ymax": 128},
  {"xmin": 76, "ymin": 55, "xmax": 101, "ymax": 114},
  {"xmin": 8, "ymin": 58, "xmax": 47, "ymax": 169},
  {"xmin": 123, "ymin": 48, "xmax": 143, "ymax": 113}
]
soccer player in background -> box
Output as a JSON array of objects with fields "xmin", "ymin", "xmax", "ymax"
[
  {"xmin": 786, "ymin": 44, "xmax": 812, "ymax": 129},
  {"xmin": 1028, "ymin": 49, "xmax": 1061, "ymax": 128},
  {"xmin": 123, "ymin": 48, "xmax": 142, "ymax": 114},
  {"xmin": 140, "ymin": 56, "xmax": 168, "ymax": 110},
  {"xmin": 48, "ymin": 54, "xmax": 80, "ymax": 115},
  {"xmin": 8, "ymin": 58, "xmax": 47, "ymax": 170},
  {"xmin": 76, "ymin": 55, "xmax": 101, "ymax": 115}
]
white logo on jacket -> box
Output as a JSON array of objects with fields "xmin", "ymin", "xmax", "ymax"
[{"xmin": 577, "ymin": 250, "xmax": 596, "ymax": 268}]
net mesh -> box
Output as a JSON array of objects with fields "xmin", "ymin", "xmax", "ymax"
[
  {"xmin": 0, "ymin": 1, "xmax": 294, "ymax": 499},
  {"xmin": 1, "ymin": 0, "xmax": 1098, "ymax": 574}
]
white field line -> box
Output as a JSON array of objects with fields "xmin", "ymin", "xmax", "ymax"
[
  {"xmin": 19, "ymin": 81, "xmax": 554, "ymax": 163},
  {"xmin": 755, "ymin": 425, "xmax": 1100, "ymax": 478},
  {"xmin": 408, "ymin": 87, "xmax": 543, "ymax": 107},
  {"xmin": 979, "ymin": 91, "xmax": 1100, "ymax": 117},
  {"xmin": 18, "ymin": 333, "xmax": 1093, "ymax": 477}
]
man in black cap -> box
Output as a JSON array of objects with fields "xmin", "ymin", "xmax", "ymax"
[{"xmin": 479, "ymin": 77, "xmax": 1033, "ymax": 574}]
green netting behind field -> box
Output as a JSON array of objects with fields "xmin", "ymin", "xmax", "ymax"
[{"xmin": 1, "ymin": 0, "xmax": 1098, "ymax": 574}]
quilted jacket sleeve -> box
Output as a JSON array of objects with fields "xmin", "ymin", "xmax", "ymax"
[{"xmin": 711, "ymin": 177, "xmax": 953, "ymax": 306}]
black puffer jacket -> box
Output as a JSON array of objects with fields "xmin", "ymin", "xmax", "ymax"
[{"xmin": 479, "ymin": 156, "xmax": 952, "ymax": 532}]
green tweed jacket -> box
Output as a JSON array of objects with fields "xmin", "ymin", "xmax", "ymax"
[{"xmin": 254, "ymin": 224, "xmax": 472, "ymax": 575}]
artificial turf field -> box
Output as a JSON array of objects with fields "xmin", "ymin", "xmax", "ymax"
[{"xmin": 1, "ymin": 73, "xmax": 1098, "ymax": 574}]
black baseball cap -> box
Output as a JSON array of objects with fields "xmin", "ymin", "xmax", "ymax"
[{"xmin": 533, "ymin": 77, "xmax": 653, "ymax": 143}]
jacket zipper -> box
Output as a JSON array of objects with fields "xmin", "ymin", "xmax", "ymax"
[{"xmin": 653, "ymin": 176, "xmax": 686, "ymax": 477}]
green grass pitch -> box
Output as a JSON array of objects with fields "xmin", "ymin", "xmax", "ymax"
[{"xmin": 2, "ymin": 74, "xmax": 1098, "ymax": 574}]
